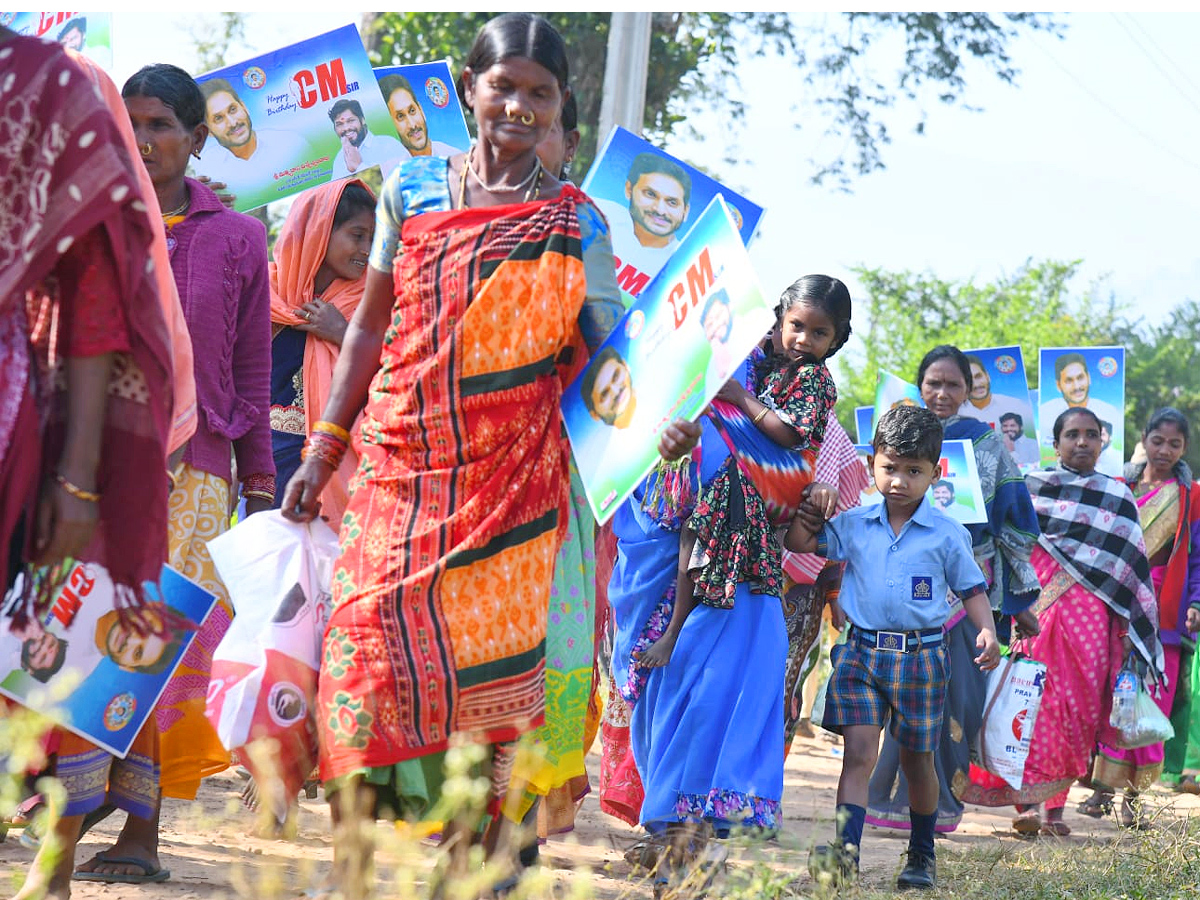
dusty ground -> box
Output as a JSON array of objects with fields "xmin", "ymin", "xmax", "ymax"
[{"xmin": 4, "ymin": 730, "xmax": 1197, "ymax": 899}]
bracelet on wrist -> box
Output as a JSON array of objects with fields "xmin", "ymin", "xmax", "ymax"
[
  {"xmin": 313, "ymin": 420, "xmax": 352, "ymax": 444},
  {"xmin": 752, "ymin": 406, "xmax": 770, "ymax": 425},
  {"xmin": 55, "ymin": 473, "xmax": 101, "ymax": 503},
  {"xmin": 243, "ymin": 490, "xmax": 275, "ymax": 502},
  {"xmin": 302, "ymin": 431, "xmax": 348, "ymax": 469}
]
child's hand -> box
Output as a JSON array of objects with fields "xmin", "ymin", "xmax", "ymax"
[
  {"xmin": 974, "ymin": 628, "xmax": 1001, "ymax": 671},
  {"xmin": 827, "ymin": 598, "xmax": 846, "ymax": 631},
  {"xmin": 793, "ymin": 501, "xmax": 825, "ymax": 534},
  {"xmin": 804, "ymin": 482, "xmax": 839, "ymax": 519},
  {"xmin": 1187, "ymin": 607, "xmax": 1200, "ymax": 634}
]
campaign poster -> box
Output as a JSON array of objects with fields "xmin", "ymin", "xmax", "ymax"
[
  {"xmin": 193, "ymin": 24, "xmax": 404, "ymax": 212},
  {"xmin": 373, "ymin": 62, "xmax": 471, "ymax": 162},
  {"xmin": 1037, "ymin": 347, "xmax": 1126, "ymax": 477},
  {"xmin": 853, "ymin": 439, "xmax": 986, "ymax": 525},
  {"xmin": 961, "ymin": 345, "xmax": 1039, "ymax": 470},
  {"xmin": 871, "ymin": 370, "xmax": 923, "ymax": 434},
  {"xmin": 0, "ymin": 563, "xmax": 217, "ymax": 758},
  {"xmin": 580, "ymin": 126, "xmax": 764, "ymax": 303},
  {"xmin": 2, "ymin": 11, "xmax": 112, "ymax": 67},
  {"xmin": 562, "ymin": 197, "xmax": 774, "ymax": 523},
  {"xmin": 854, "ymin": 406, "xmax": 874, "ymax": 445}
]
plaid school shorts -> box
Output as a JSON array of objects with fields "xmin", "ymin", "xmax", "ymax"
[{"xmin": 822, "ymin": 633, "xmax": 949, "ymax": 753}]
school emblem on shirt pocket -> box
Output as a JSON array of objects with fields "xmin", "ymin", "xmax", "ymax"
[{"xmin": 912, "ymin": 576, "xmax": 933, "ymax": 600}]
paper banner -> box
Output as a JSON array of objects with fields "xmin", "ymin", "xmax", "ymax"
[
  {"xmin": 1037, "ymin": 346, "xmax": 1126, "ymax": 477},
  {"xmin": 1, "ymin": 563, "xmax": 218, "ymax": 758},
  {"xmin": 580, "ymin": 125, "xmax": 764, "ymax": 303},
  {"xmin": 193, "ymin": 24, "xmax": 403, "ymax": 212},
  {"xmin": 372, "ymin": 61, "xmax": 471, "ymax": 162},
  {"xmin": 961, "ymin": 345, "xmax": 1039, "ymax": 471},
  {"xmin": 562, "ymin": 197, "xmax": 774, "ymax": 523},
  {"xmin": 2, "ymin": 12, "xmax": 112, "ymax": 68}
]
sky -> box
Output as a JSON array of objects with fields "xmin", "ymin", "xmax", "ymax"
[{"xmin": 106, "ymin": 10, "xmax": 1200, "ymax": 333}]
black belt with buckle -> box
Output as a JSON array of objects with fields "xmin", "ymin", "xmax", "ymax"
[{"xmin": 850, "ymin": 626, "xmax": 943, "ymax": 653}]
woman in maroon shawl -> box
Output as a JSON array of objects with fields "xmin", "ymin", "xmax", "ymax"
[{"xmin": 1, "ymin": 29, "xmax": 172, "ymax": 900}]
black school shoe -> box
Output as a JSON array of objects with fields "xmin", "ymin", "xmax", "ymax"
[
  {"xmin": 808, "ymin": 841, "xmax": 859, "ymax": 886},
  {"xmin": 896, "ymin": 850, "xmax": 936, "ymax": 890}
]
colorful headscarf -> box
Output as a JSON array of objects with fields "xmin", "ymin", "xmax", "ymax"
[{"xmin": 269, "ymin": 178, "xmax": 373, "ymax": 521}]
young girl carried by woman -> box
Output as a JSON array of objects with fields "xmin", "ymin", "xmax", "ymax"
[{"xmin": 636, "ymin": 274, "xmax": 849, "ymax": 669}]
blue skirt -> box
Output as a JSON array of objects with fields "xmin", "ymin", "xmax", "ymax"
[{"xmin": 610, "ymin": 472, "xmax": 785, "ymax": 836}]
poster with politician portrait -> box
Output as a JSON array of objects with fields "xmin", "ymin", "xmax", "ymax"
[
  {"xmin": 373, "ymin": 61, "xmax": 472, "ymax": 164},
  {"xmin": 0, "ymin": 563, "xmax": 217, "ymax": 758},
  {"xmin": 960, "ymin": 345, "xmax": 1039, "ymax": 470},
  {"xmin": 193, "ymin": 24, "xmax": 403, "ymax": 213},
  {"xmin": 581, "ymin": 126, "xmax": 764, "ymax": 305},
  {"xmin": 2, "ymin": 12, "xmax": 113, "ymax": 68},
  {"xmin": 1037, "ymin": 346, "xmax": 1126, "ymax": 477},
  {"xmin": 562, "ymin": 197, "xmax": 774, "ymax": 523}
]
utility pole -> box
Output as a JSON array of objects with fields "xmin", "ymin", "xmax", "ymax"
[{"xmin": 597, "ymin": 12, "xmax": 652, "ymax": 140}]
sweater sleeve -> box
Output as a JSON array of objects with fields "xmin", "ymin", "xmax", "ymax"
[{"xmin": 230, "ymin": 219, "xmax": 276, "ymax": 481}]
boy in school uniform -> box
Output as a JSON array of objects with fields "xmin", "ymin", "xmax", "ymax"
[{"xmin": 786, "ymin": 405, "xmax": 1000, "ymax": 890}]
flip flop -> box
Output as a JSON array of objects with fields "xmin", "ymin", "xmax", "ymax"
[{"xmin": 72, "ymin": 855, "xmax": 171, "ymax": 884}]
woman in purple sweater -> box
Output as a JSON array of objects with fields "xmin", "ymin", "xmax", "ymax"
[{"xmin": 73, "ymin": 63, "xmax": 274, "ymax": 885}]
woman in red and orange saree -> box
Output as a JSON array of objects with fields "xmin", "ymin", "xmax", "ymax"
[{"xmin": 278, "ymin": 15, "xmax": 693, "ymax": 897}]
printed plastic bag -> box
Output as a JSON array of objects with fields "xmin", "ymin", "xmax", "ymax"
[
  {"xmin": 978, "ymin": 652, "xmax": 1047, "ymax": 789},
  {"xmin": 1111, "ymin": 660, "xmax": 1175, "ymax": 750},
  {"xmin": 205, "ymin": 511, "xmax": 340, "ymax": 816}
]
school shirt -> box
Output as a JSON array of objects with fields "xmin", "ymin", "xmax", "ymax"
[{"xmin": 817, "ymin": 495, "xmax": 986, "ymax": 632}]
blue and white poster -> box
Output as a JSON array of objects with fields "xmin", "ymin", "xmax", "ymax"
[
  {"xmin": 1, "ymin": 12, "xmax": 112, "ymax": 68},
  {"xmin": 1, "ymin": 563, "xmax": 217, "ymax": 757},
  {"xmin": 1037, "ymin": 346, "xmax": 1126, "ymax": 476},
  {"xmin": 193, "ymin": 24, "xmax": 402, "ymax": 212},
  {"xmin": 580, "ymin": 126, "xmax": 764, "ymax": 303},
  {"xmin": 961, "ymin": 345, "xmax": 1039, "ymax": 470},
  {"xmin": 373, "ymin": 61, "xmax": 471, "ymax": 160},
  {"xmin": 562, "ymin": 197, "xmax": 774, "ymax": 523}
]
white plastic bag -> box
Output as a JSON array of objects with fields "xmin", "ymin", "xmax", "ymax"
[
  {"xmin": 1111, "ymin": 663, "xmax": 1175, "ymax": 750},
  {"xmin": 978, "ymin": 653, "xmax": 1047, "ymax": 789},
  {"xmin": 204, "ymin": 512, "xmax": 340, "ymax": 806}
]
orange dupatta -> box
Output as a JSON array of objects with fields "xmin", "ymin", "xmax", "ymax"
[{"xmin": 268, "ymin": 179, "xmax": 372, "ymax": 522}]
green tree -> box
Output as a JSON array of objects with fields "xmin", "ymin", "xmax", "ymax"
[
  {"xmin": 359, "ymin": 12, "xmax": 1060, "ymax": 186},
  {"xmin": 1115, "ymin": 300, "xmax": 1200, "ymax": 472},
  {"xmin": 186, "ymin": 12, "xmax": 247, "ymax": 72},
  {"xmin": 836, "ymin": 261, "xmax": 1124, "ymax": 434}
]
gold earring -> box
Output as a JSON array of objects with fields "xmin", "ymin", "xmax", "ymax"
[
  {"xmin": 140, "ymin": 143, "xmax": 152, "ymax": 157},
  {"xmin": 519, "ymin": 112, "xmax": 534, "ymax": 126},
  {"xmin": 191, "ymin": 149, "xmax": 202, "ymax": 160}
]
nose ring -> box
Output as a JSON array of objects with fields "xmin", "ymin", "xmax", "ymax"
[{"xmin": 140, "ymin": 143, "xmax": 152, "ymax": 157}]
